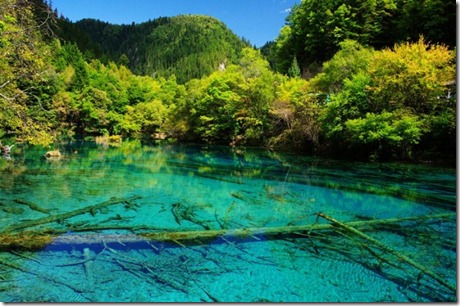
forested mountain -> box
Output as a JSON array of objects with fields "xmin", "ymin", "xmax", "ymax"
[{"xmin": 57, "ymin": 15, "xmax": 250, "ymax": 84}]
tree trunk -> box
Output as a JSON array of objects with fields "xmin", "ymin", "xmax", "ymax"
[{"xmin": 0, "ymin": 213, "xmax": 453, "ymax": 251}]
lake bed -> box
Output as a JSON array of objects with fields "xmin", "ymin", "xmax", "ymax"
[{"xmin": 0, "ymin": 141, "xmax": 456, "ymax": 302}]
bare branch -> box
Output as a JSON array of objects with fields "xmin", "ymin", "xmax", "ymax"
[
  {"xmin": 0, "ymin": 92, "xmax": 13, "ymax": 101},
  {"xmin": 0, "ymin": 81, "xmax": 12, "ymax": 90}
]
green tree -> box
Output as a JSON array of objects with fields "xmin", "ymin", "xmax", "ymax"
[
  {"xmin": 177, "ymin": 48, "xmax": 277, "ymax": 146},
  {"xmin": 55, "ymin": 42, "xmax": 89, "ymax": 91},
  {"xmin": 273, "ymin": 24, "xmax": 296, "ymax": 74},
  {"xmin": 345, "ymin": 110, "xmax": 425, "ymax": 160},
  {"xmin": 51, "ymin": 90, "xmax": 79, "ymax": 139},
  {"xmin": 320, "ymin": 72, "xmax": 372, "ymax": 141},
  {"xmin": 312, "ymin": 40, "xmax": 374, "ymax": 94},
  {"xmin": 191, "ymin": 70, "xmax": 243, "ymax": 143},
  {"xmin": 268, "ymin": 76, "xmax": 320, "ymax": 151},
  {"xmin": 233, "ymin": 48, "xmax": 277, "ymax": 145},
  {"xmin": 119, "ymin": 53, "xmax": 129, "ymax": 67},
  {"xmin": 287, "ymin": 56, "xmax": 301, "ymax": 78},
  {"xmin": 388, "ymin": 0, "xmax": 456, "ymax": 48},
  {"xmin": 119, "ymin": 100, "xmax": 166, "ymax": 138}
]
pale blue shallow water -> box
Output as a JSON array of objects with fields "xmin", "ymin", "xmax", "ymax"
[{"xmin": 0, "ymin": 141, "xmax": 456, "ymax": 302}]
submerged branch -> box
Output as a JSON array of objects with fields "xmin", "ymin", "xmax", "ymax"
[
  {"xmin": 317, "ymin": 212, "xmax": 456, "ymax": 293},
  {"xmin": 13, "ymin": 199, "xmax": 53, "ymax": 214},
  {"xmin": 3, "ymin": 195, "xmax": 142, "ymax": 233},
  {"xmin": 0, "ymin": 256, "xmax": 87, "ymax": 294}
]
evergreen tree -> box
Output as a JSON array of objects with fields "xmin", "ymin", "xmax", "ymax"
[
  {"xmin": 119, "ymin": 54, "xmax": 129, "ymax": 67},
  {"xmin": 287, "ymin": 57, "xmax": 301, "ymax": 78}
]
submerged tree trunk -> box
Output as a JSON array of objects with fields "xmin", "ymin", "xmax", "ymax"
[{"xmin": 0, "ymin": 213, "xmax": 453, "ymax": 251}]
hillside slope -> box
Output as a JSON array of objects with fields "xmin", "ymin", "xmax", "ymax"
[{"xmin": 58, "ymin": 15, "xmax": 250, "ymax": 83}]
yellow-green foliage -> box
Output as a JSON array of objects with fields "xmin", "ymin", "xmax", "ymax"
[
  {"xmin": 320, "ymin": 38, "xmax": 455, "ymax": 160},
  {"xmin": 367, "ymin": 37, "xmax": 455, "ymax": 113},
  {"xmin": 0, "ymin": 0, "xmax": 54, "ymax": 146},
  {"xmin": 345, "ymin": 111, "xmax": 425, "ymax": 145}
]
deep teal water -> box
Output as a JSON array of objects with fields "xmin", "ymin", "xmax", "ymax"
[{"xmin": 0, "ymin": 141, "xmax": 456, "ymax": 302}]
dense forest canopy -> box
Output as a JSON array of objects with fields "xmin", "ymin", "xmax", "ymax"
[
  {"xmin": 57, "ymin": 15, "xmax": 250, "ymax": 84},
  {"xmin": 263, "ymin": 0, "xmax": 456, "ymax": 76},
  {"xmin": 0, "ymin": 0, "xmax": 456, "ymax": 165}
]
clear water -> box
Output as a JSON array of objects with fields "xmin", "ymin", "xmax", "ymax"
[{"xmin": 0, "ymin": 141, "xmax": 456, "ymax": 302}]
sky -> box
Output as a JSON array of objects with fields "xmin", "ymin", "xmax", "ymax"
[{"xmin": 51, "ymin": 0, "xmax": 300, "ymax": 48}]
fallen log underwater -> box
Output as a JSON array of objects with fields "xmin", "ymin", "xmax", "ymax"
[{"xmin": 0, "ymin": 212, "xmax": 454, "ymax": 251}]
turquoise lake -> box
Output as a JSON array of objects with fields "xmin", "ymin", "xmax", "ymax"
[{"xmin": 0, "ymin": 140, "xmax": 456, "ymax": 302}]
